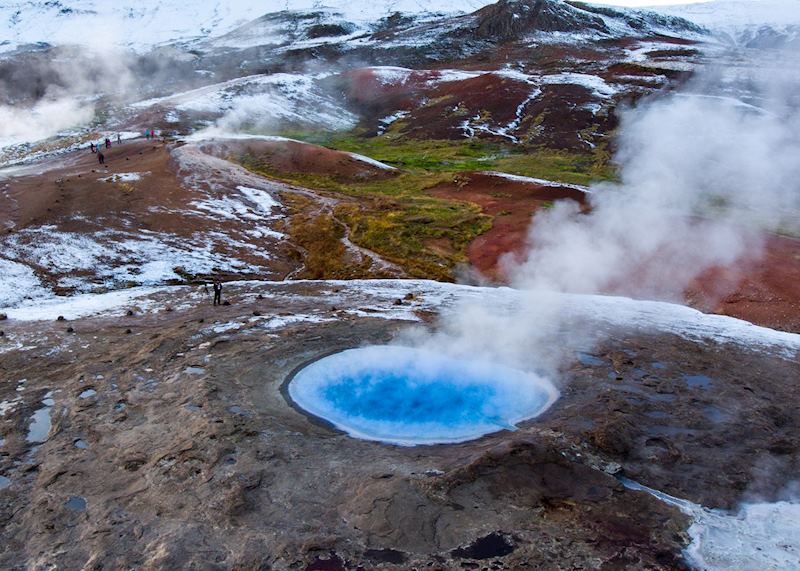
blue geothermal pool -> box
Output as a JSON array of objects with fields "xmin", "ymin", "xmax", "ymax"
[{"xmin": 288, "ymin": 346, "xmax": 559, "ymax": 445}]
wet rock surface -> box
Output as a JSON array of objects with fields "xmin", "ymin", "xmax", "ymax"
[{"xmin": 0, "ymin": 281, "xmax": 797, "ymax": 569}]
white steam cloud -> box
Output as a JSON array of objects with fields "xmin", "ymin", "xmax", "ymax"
[
  {"xmin": 509, "ymin": 86, "xmax": 800, "ymax": 299},
  {"xmin": 0, "ymin": 46, "xmax": 137, "ymax": 150},
  {"xmin": 405, "ymin": 55, "xmax": 800, "ymax": 375},
  {"xmin": 0, "ymin": 99, "xmax": 95, "ymax": 147}
]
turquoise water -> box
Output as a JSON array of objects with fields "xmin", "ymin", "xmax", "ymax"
[{"xmin": 289, "ymin": 346, "xmax": 559, "ymax": 446}]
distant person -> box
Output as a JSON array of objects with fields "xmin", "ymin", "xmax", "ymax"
[
  {"xmin": 90, "ymin": 142, "xmax": 95, "ymax": 153},
  {"xmin": 116, "ymin": 133, "xmax": 121, "ymax": 145},
  {"xmin": 105, "ymin": 138, "xmax": 111, "ymax": 148},
  {"xmin": 145, "ymin": 130, "xmax": 150, "ymax": 140},
  {"xmin": 212, "ymin": 281, "xmax": 222, "ymax": 306},
  {"xmin": 98, "ymin": 151, "xmax": 105, "ymax": 165}
]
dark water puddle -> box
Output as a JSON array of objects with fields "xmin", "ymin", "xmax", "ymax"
[
  {"xmin": 364, "ymin": 548, "xmax": 407, "ymax": 564},
  {"xmin": 645, "ymin": 410, "xmax": 671, "ymax": 420},
  {"xmin": 683, "ymin": 374, "xmax": 712, "ymax": 390},
  {"xmin": 0, "ymin": 475, "xmax": 10, "ymax": 490},
  {"xmin": 452, "ymin": 532, "xmax": 516, "ymax": 560},
  {"xmin": 26, "ymin": 392, "xmax": 54, "ymax": 444},
  {"xmin": 65, "ymin": 496, "xmax": 87, "ymax": 511},
  {"xmin": 185, "ymin": 404, "xmax": 202, "ymax": 412},
  {"xmin": 74, "ymin": 439, "xmax": 89, "ymax": 450},
  {"xmin": 576, "ymin": 352, "xmax": 607, "ymax": 367},
  {"xmin": 651, "ymin": 362, "xmax": 668, "ymax": 370}
]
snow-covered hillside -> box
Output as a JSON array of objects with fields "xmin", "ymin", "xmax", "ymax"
[
  {"xmin": 0, "ymin": 0, "xmax": 495, "ymax": 52},
  {"xmin": 649, "ymin": 0, "xmax": 800, "ymax": 47},
  {"xmin": 650, "ymin": 0, "xmax": 800, "ymax": 28}
]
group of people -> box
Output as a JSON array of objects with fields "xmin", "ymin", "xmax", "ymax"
[
  {"xmin": 88, "ymin": 130, "xmax": 160, "ymax": 164},
  {"xmin": 89, "ymin": 134, "xmax": 122, "ymax": 165}
]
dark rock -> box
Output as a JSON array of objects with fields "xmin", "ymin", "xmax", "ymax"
[
  {"xmin": 0, "ymin": 313, "xmax": 7, "ymax": 320},
  {"xmin": 66, "ymin": 327, "xmax": 74, "ymax": 333},
  {"xmin": 306, "ymin": 22, "xmax": 355, "ymax": 39},
  {"xmin": 57, "ymin": 315, "xmax": 66, "ymax": 321},
  {"xmin": 471, "ymin": 0, "xmax": 609, "ymax": 43}
]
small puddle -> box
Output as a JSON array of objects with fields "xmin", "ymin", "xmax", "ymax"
[
  {"xmin": 184, "ymin": 367, "xmax": 205, "ymax": 376},
  {"xmin": 0, "ymin": 475, "xmax": 10, "ymax": 490},
  {"xmin": 683, "ymin": 374, "xmax": 712, "ymax": 390},
  {"xmin": 26, "ymin": 392, "xmax": 54, "ymax": 444},
  {"xmin": 452, "ymin": 532, "xmax": 516, "ymax": 560},
  {"xmin": 704, "ymin": 405, "xmax": 729, "ymax": 423},
  {"xmin": 74, "ymin": 439, "xmax": 89, "ymax": 450},
  {"xmin": 228, "ymin": 405, "xmax": 251, "ymax": 417},
  {"xmin": 79, "ymin": 389, "xmax": 97, "ymax": 399},
  {"xmin": 576, "ymin": 352, "xmax": 606, "ymax": 366},
  {"xmin": 64, "ymin": 496, "xmax": 87, "ymax": 511}
]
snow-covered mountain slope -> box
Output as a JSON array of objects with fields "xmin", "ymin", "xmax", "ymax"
[
  {"xmin": 0, "ymin": 0, "xmax": 495, "ymax": 52},
  {"xmin": 649, "ymin": 0, "xmax": 800, "ymax": 48},
  {"xmin": 649, "ymin": 0, "xmax": 800, "ymax": 29}
]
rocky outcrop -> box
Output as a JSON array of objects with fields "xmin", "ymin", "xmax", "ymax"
[{"xmin": 471, "ymin": 0, "xmax": 609, "ymax": 41}]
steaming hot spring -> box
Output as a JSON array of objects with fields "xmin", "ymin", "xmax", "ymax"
[{"xmin": 287, "ymin": 346, "xmax": 559, "ymax": 445}]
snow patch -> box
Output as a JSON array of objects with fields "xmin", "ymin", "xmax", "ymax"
[
  {"xmin": 481, "ymin": 171, "xmax": 591, "ymax": 193},
  {"xmin": 620, "ymin": 477, "xmax": 800, "ymax": 571},
  {"xmin": 347, "ymin": 153, "xmax": 396, "ymax": 171},
  {"xmin": 100, "ymin": 172, "xmax": 149, "ymax": 183}
]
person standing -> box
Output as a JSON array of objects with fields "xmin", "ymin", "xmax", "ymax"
[
  {"xmin": 90, "ymin": 142, "xmax": 95, "ymax": 153},
  {"xmin": 98, "ymin": 151, "xmax": 105, "ymax": 165},
  {"xmin": 116, "ymin": 133, "xmax": 121, "ymax": 145},
  {"xmin": 212, "ymin": 281, "xmax": 222, "ymax": 306}
]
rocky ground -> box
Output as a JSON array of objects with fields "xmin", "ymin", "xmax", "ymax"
[
  {"xmin": 0, "ymin": 280, "xmax": 797, "ymax": 569},
  {"xmin": 1, "ymin": 2, "xmax": 799, "ymax": 567}
]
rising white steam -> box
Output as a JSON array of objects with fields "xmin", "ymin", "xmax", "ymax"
[
  {"xmin": 0, "ymin": 46, "xmax": 137, "ymax": 150},
  {"xmin": 0, "ymin": 99, "xmax": 95, "ymax": 147},
  {"xmin": 404, "ymin": 55, "xmax": 800, "ymax": 375},
  {"xmin": 509, "ymin": 82, "xmax": 800, "ymax": 298}
]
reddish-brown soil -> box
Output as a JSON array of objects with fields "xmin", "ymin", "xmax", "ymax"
[
  {"xmin": 429, "ymin": 172, "xmax": 587, "ymax": 280},
  {"xmin": 431, "ymin": 174, "xmax": 800, "ymax": 333},
  {"xmin": 1, "ymin": 140, "xmax": 185, "ymax": 231},
  {"xmin": 199, "ymin": 138, "xmax": 398, "ymax": 183},
  {"xmin": 687, "ymin": 234, "xmax": 800, "ymax": 332},
  {"xmin": 337, "ymin": 67, "xmax": 619, "ymax": 148}
]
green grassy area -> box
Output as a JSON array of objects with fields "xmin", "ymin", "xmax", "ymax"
[
  {"xmin": 277, "ymin": 130, "xmax": 614, "ymax": 186},
  {"xmin": 239, "ymin": 131, "xmax": 613, "ymax": 279}
]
